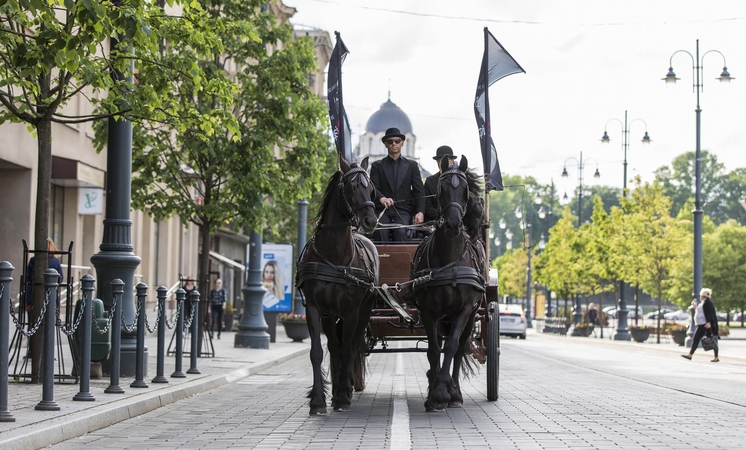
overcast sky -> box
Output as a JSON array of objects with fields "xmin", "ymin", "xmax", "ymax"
[{"xmin": 289, "ymin": 0, "xmax": 745, "ymax": 197}]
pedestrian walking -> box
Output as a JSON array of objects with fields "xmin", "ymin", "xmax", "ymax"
[
  {"xmin": 587, "ymin": 303, "xmax": 598, "ymax": 325},
  {"xmin": 682, "ymin": 288, "xmax": 719, "ymax": 362},
  {"xmin": 208, "ymin": 279, "xmax": 227, "ymax": 339}
]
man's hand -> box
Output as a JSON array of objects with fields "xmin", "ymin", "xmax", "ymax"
[
  {"xmin": 380, "ymin": 197, "xmax": 394, "ymax": 208},
  {"xmin": 413, "ymin": 212, "xmax": 424, "ymax": 224}
]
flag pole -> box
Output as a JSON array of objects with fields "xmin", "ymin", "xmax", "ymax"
[{"xmin": 482, "ymin": 27, "xmax": 491, "ymax": 278}]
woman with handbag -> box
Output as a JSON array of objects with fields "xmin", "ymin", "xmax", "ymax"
[{"xmin": 681, "ymin": 288, "xmax": 719, "ymax": 362}]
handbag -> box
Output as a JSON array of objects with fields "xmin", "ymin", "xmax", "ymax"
[{"xmin": 701, "ymin": 333, "xmax": 718, "ymax": 352}]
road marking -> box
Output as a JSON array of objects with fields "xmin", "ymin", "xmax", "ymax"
[{"xmin": 390, "ymin": 351, "xmax": 411, "ymax": 450}]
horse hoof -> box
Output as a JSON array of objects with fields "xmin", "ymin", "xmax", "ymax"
[
  {"xmin": 310, "ymin": 406, "xmax": 327, "ymax": 415},
  {"xmin": 335, "ymin": 406, "xmax": 351, "ymax": 412},
  {"xmin": 425, "ymin": 402, "xmax": 446, "ymax": 413},
  {"xmin": 448, "ymin": 401, "xmax": 462, "ymax": 408}
]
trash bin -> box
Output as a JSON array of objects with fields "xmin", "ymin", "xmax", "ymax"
[{"xmin": 74, "ymin": 297, "xmax": 111, "ymax": 362}]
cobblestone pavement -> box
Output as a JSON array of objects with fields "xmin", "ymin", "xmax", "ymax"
[{"xmin": 52, "ymin": 333, "xmax": 746, "ymax": 450}]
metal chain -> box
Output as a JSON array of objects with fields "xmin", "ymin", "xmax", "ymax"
[
  {"xmin": 57, "ymin": 290, "xmax": 87, "ymax": 336},
  {"xmin": 164, "ymin": 299, "xmax": 181, "ymax": 330},
  {"xmin": 9, "ymin": 288, "xmax": 51, "ymax": 337},
  {"xmin": 143, "ymin": 298, "xmax": 162, "ymax": 333},
  {"xmin": 121, "ymin": 295, "xmax": 144, "ymax": 333},
  {"xmin": 92, "ymin": 290, "xmax": 119, "ymax": 335},
  {"xmin": 183, "ymin": 300, "xmax": 197, "ymax": 329}
]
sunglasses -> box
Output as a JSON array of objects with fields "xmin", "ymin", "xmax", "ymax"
[{"xmin": 385, "ymin": 138, "xmax": 403, "ymax": 145}]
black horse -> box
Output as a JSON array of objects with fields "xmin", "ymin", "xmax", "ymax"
[
  {"xmin": 296, "ymin": 155, "xmax": 379, "ymax": 415},
  {"xmin": 411, "ymin": 155, "xmax": 485, "ymax": 412}
]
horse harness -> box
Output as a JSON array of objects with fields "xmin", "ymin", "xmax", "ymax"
[
  {"xmin": 296, "ymin": 236, "xmax": 377, "ymax": 293},
  {"xmin": 436, "ymin": 166, "xmax": 469, "ymax": 229}
]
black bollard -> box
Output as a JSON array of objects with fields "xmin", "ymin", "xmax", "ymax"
[
  {"xmin": 131, "ymin": 283, "xmax": 148, "ymax": 388},
  {"xmin": 187, "ymin": 290, "xmax": 201, "ymax": 374},
  {"xmin": 105, "ymin": 279, "xmax": 125, "ymax": 394},
  {"xmin": 152, "ymin": 286, "xmax": 168, "ymax": 383},
  {"xmin": 36, "ymin": 269, "xmax": 61, "ymax": 411},
  {"xmin": 0, "ymin": 262, "xmax": 16, "ymax": 422},
  {"xmin": 73, "ymin": 275, "xmax": 96, "ymax": 401},
  {"xmin": 171, "ymin": 289, "xmax": 186, "ymax": 378}
]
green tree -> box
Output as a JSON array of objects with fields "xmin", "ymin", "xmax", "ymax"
[
  {"xmin": 534, "ymin": 207, "xmax": 578, "ymax": 317},
  {"xmin": 566, "ymin": 185, "xmax": 622, "ymax": 226},
  {"xmin": 0, "ymin": 0, "xmax": 227, "ymax": 382},
  {"xmin": 702, "ymin": 220, "xmax": 746, "ymax": 323},
  {"xmin": 654, "ymin": 151, "xmax": 730, "ymax": 222},
  {"xmin": 126, "ymin": 0, "xmax": 330, "ymax": 352},
  {"xmin": 621, "ymin": 180, "xmax": 687, "ymax": 342}
]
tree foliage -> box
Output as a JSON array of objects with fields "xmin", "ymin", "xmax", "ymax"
[{"xmin": 1, "ymin": 0, "xmax": 228, "ymax": 382}]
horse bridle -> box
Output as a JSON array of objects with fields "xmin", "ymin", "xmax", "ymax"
[
  {"xmin": 337, "ymin": 166, "xmax": 376, "ymax": 228},
  {"xmin": 436, "ymin": 167, "xmax": 469, "ymax": 228}
]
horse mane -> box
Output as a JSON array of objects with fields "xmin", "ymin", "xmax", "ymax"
[
  {"xmin": 313, "ymin": 169, "xmax": 342, "ymax": 226},
  {"xmin": 463, "ymin": 169, "xmax": 484, "ymax": 241}
]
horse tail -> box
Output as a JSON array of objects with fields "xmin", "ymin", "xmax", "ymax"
[{"xmin": 460, "ymin": 333, "xmax": 485, "ymax": 379}]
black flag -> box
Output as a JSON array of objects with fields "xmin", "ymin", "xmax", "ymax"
[
  {"xmin": 474, "ymin": 28, "xmax": 525, "ymax": 191},
  {"xmin": 327, "ymin": 32, "xmax": 353, "ymax": 162}
]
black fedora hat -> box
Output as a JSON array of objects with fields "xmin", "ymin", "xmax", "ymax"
[
  {"xmin": 432, "ymin": 145, "xmax": 456, "ymax": 160},
  {"xmin": 381, "ymin": 127, "xmax": 406, "ymax": 143}
]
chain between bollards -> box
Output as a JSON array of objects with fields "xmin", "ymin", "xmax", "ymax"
[
  {"xmin": 171, "ymin": 289, "xmax": 186, "ymax": 378},
  {"xmin": 0, "ymin": 262, "xmax": 16, "ymax": 421},
  {"xmin": 105, "ymin": 279, "xmax": 125, "ymax": 394},
  {"xmin": 187, "ymin": 290, "xmax": 201, "ymax": 374},
  {"xmin": 36, "ymin": 270, "xmax": 61, "ymax": 411}
]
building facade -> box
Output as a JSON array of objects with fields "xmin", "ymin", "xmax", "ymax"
[{"xmin": 354, "ymin": 94, "xmax": 417, "ymax": 165}]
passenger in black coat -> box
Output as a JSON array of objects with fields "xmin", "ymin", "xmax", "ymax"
[
  {"xmin": 370, "ymin": 127, "xmax": 425, "ymax": 241},
  {"xmin": 423, "ymin": 145, "xmax": 458, "ymax": 223}
]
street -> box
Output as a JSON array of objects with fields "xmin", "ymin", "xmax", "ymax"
[{"xmin": 53, "ymin": 333, "xmax": 746, "ymax": 450}]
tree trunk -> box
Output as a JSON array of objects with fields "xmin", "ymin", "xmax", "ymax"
[
  {"xmin": 30, "ymin": 117, "xmax": 53, "ymax": 384},
  {"xmin": 197, "ymin": 219, "xmax": 212, "ymax": 356}
]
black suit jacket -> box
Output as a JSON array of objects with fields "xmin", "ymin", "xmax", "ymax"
[
  {"xmin": 423, "ymin": 174, "xmax": 439, "ymax": 222},
  {"xmin": 370, "ymin": 155, "xmax": 425, "ymax": 222}
]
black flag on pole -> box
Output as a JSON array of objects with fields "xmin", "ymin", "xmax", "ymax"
[
  {"xmin": 328, "ymin": 32, "xmax": 353, "ymax": 162},
  {"xmin": 474, "ymin": 27, "xmax": 525, "ymax": 191}
]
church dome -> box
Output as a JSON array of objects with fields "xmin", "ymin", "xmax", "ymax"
[{"xmin": 365, "ymin": 97, "xmax": 412, "ymax": 135}]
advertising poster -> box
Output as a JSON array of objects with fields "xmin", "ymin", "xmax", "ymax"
[{"xmin": 257, "ymin": 243, "xmax": 293, "ymax": 312}]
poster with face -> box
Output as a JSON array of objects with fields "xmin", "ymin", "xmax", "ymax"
[{"xmin": 256, "ymin": 243, "xmax": 293, "ymax": 312}]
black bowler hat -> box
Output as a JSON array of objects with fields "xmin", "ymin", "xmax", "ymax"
[
  {"xmin": 381, "ymin": 127, "xmax": 406, "ymax": 143},
  {"xmin": 432, "ymin": 145, "xmax": 455, "ymax": 160}
]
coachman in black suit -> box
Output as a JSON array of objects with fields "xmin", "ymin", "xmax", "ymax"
[
  {"xmin": 370, "ymin": 127, "xmax": 426, "ymax": 241},
  {"xmin": 423, "ymin": 145, "xmax": 458, "ymax": 223}
]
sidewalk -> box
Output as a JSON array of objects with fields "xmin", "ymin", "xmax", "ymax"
[
  {"xmin": 0, "ymin": 321, "xmax": 310, "ymax": 450},
  {"xmin": 529, "ymin": 322, "xmax": 746, "ymax": 362}
]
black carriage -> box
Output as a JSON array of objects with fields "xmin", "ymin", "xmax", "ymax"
[{"xmin": 367, "ymin": 236, "xmax": 500, "ymax": 401}]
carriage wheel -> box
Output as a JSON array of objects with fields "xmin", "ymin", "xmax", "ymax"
[{"xmin": 486, "ymin": 301, "xmax": 500, "ymax": 401}]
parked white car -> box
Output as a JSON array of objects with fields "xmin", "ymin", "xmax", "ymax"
[
  {"xmin": 663, "ymin": 309, "xmax": 690, "ymax": 321},
  {"xmin": 498, "ymin": 303, "xmax": 527, "ymax": 339}
]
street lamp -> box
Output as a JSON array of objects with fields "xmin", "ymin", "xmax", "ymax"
[
  {"xmin": 663, "ymin": 39, "xmax": 733, "ymax": 311},
  {"xmin": 561, "ymin": 152, "xmax": 599, "ymax": 325},
  {"xmin": 561, "ymin": 151, "xmax": 600, "ymax": 228},
  {"xmin": 601, "ymin": 111, "xmax": 651, "ymax": 196},
  {"xmin": 601, "ymin": 111, "xmax": 650, "ymax": 341},
  {"xmin": 519, "ymin": 192, "xmax": 547, "ymax": 329}
]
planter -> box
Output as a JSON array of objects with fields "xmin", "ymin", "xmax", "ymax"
[
  {"xmin": 670, "ymin": 329, "xmax": 687, "ymax": 346},
  {"xmin": 630, "ymin": 328, "xmax": 651, "ymax": 342},
  {"xmin": 572, "ymin": 325, "xmax": 593, "ymax": 337},
  {"xmin": 282, "ymin": 321, "xmax": 309, "ymax": 342},
  {"xmin": 223, "ymin": 313, "xmax": 234, "ymax": 332}
]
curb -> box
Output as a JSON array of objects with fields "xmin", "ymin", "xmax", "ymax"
[{"xmin": 0, "ymin": 347, "xmax": 309, "ymax": 450}]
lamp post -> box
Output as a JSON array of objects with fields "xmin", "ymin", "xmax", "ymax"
[
  {"xmin": 518, "ymin": 192, "xmax": 547, "ymax": 328},
  {"xmin": 663, "ymin": 39, "xmax": 733, "ymax": 309},
  {"xmin": 601, "ymin": 111, "xmax": 651, "ymax": 341},
  {"xmin": 561, "ymin": 151, "xmax": 600, "ymax": 228},
  {"xmin": 562, "ymin": 152, "xmax": 599, "ymax": 325},
  {"xmin": 601, "ymin": 111, "xmax": 651, "ymax": 196}
]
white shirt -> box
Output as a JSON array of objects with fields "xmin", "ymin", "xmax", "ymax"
[{"xmin": 695, "ymin": 302, "xmax": 706, "ymax": 326}]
